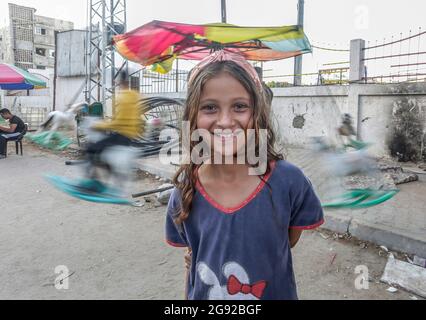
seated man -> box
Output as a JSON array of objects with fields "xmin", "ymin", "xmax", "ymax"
[{"xmin": 0, "ymin": 108, "xmax": 26, "ymax": 159}]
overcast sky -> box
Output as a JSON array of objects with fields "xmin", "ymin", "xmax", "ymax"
[{"xmin": 1, "ymin": 0, "xmax": 425, "ymax": 83}]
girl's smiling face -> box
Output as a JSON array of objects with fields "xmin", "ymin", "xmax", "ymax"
[{"xmin": 196, "ymin": 71, "xmax": 254, "ymax": 159}]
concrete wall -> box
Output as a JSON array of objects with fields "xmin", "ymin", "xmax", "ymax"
[
  {"xmin": 55, "ymin": 76, "xmax": 86, "ymax": 111},
  {"xmin": 6, "ymin": 4, "xmax": 73, "ymax": 70},
  {"xmin": 27, "ymin": 68, "xmax": 54, "ymax": 97},
  {"xmin": 8, "ymin": 3, "xmax": 36, "ymax": 69},
  {"xmin": 147, "ymin": 83, "xmax": 426, "ymax": 159},
  {"xmin": 356, "ymin": 83, "xmax": 426, "ymax": 161},
  {"xmin": 271, "ymin": 85, "xmax": 350, "ymax": 148},
  {"xmin": 0, "ymin": 27, "xmax": 13, "ymax": 63},
  {"xmin": 33, "ymin": 44, "xmax": 55, "ymax": 69},
  {"xmin": 272, "ymin": 83, "xmax": 426, "ymax": 158},
  {"xmin": 54, "ymin": 30, "xmax": 98, "ymax": 113},
  {"xmin": 3, "ymin": 95, "xmax": 50, "ymax": 130},
  {"xmin": 4, "ymin": 96, "xmax": 51, "ymax": 109},
  {"xmin": 56, "ymin": 30, "xmax": 91, "ymax": 77},
  {"xmin": 33, "ymin": 15, "xmax": 74, "ymax": 69},
  {"xmin": 2, "ymin": 96, "xmax": 48, "ymax": 130}
]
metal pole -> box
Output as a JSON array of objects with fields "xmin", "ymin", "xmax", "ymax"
[
  {"xmin": 221, "ymin": 0, "xmax": 227, "ymax": 23},
  {"xmin": 293, "ymin": 0, "xmax": 304, "ymax": 86},
  {"xmin": 85, "ymin": 0, "xmax": 91, "ymax": 103},
  {"xmin": 176, "ymin": 58, "xmax": 179, "ymax": 92},
  {"xmin": 123, "ymin": 0, "xmax": 128, "ymax": 84},
  {"xmin": 110, "ymin": 0, "xmax": 116, "ymax": 115},
  {"xmin": 53, "ymin": 31, "xmax": 58, "ymax": 111},
  {"xmin": 86, "ymin": 0, "xmax": 126, "ymax": 111},
  {"xmin": 97, "ymin": 29, "xmax": 101, "ymax": 102},
  {"xmin": 101, "ymin": 0, "xmax": 107, "ymax": 107}
]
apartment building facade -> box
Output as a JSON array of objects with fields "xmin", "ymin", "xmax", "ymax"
[
  {"xmin": 5, "ymin": 3, "xmax": 74, "ymax": 70},
  {"xmin": 0, "ymin": 26, "xmax": 13, "ymax": 63}
]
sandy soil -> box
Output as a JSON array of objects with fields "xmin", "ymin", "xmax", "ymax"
[{"xmin": 0, "ymin": 142, "xmax": 422, "ymax": 300}]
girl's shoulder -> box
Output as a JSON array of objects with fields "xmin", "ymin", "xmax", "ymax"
[
  {"xmin": 273, "ymin": 160, "xmax": 305, "ymax": 177},
  {"xmin": 271, "ymin": 160, "xmax": 311, "ymax": 187},
  {"xmin": 166, "ymin": 187, "xmax": 183, "ymax": 218},
  {"xmin": 168, "ymin": 187, "xmax": 181, "ymax": 203}
]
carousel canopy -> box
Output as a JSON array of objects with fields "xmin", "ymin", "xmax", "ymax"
[{"xmin": 113, "ymin": 20, "xmax": 312, "ymax": 73}]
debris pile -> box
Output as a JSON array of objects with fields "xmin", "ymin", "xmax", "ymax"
[
  {"xmin": 381, "ymin": 254, "xmax": 426, "ymax": 298},
  {"xmin": 342, "ymin": 160, "xmax": 418, "ymax": 190}
]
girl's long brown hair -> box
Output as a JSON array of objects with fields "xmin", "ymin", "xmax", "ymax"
[{"xmin": 173, "ymin": 61, "xmax": 284, "ymax": 224}]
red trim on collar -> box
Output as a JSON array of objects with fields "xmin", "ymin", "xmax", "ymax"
[{"xmin": 195, "ymin": 161, "xmax": 277, "ymax": 215}]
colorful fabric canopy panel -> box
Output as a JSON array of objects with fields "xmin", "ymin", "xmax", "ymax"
[
  {"xmin": 0, "ymin": 63, "xmax": 47, "ymax": 90},
  {"xmin": 113, "ymin": 20, "xmax": 312, "ymax": 73}
]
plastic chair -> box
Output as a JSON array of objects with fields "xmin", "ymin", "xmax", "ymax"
[{"xmin": 5, "ymin": 123, "xmax": 28, "ymax": 157}]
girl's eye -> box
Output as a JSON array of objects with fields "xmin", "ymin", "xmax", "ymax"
[
  {"xmin": 200, "ymin": 105, "xmax": 217, "ymax": 113},
  {"xmin": 234, "ymin": 103, "xmax": 250, "ymax": 112}
]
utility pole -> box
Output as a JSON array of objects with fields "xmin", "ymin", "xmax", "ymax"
[
  {"xmin": 86, "ymin": 0, "xmax": 127, "ymax": 115},
  {"xmin": 293, "ymin": 0, "xmax": 304, "ymax": 86},
  {"xmin": 221, "ymin": 0, "xmax": 227, "ymax": 23}
]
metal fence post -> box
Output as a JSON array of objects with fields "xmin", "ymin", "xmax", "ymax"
[
  {"xmin": 349, "ymin": 39, "xmax": 366, "ymax": 83},
  {"xmin": 175, "ymin": 59, "xmax": 179, "ymax": 92}
]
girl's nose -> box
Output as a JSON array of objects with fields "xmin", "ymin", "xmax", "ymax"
[{"xmin": 216, "ymin": 110, "xmax": 234, "ymax": 128}]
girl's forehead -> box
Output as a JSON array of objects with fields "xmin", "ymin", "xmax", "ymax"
[
  {"xmin": 206, "ymin": 70, "xmax": 239, "ymax": 83},
  {"xmin": 201, "ymin": 72, "xmax": 250, "ymax": 99}
]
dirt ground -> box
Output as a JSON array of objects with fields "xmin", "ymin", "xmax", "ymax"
[{"xmin": 0, "ymin": 142, "xmax": 423, "ymax": 300}]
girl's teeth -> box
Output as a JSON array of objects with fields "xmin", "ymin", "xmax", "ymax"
[{"xmin": 216, "ymin": 134, "xmax": 234, "ymax": 138}]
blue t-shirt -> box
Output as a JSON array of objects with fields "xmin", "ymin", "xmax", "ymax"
[{"xmin": 165, "ymin": 160, "xmax": 324, "ymax": 300}]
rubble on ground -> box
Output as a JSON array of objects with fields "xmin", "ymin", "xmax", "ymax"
[
  {"xmin": 381, "ymin": 254, "xmax": 426, "ymax": 298},
  {"xmin": 342, "ymin": 160, "xmax": 418, "ymax": 190},
  {"xmin": 157, "ymin": 183, "xmax": 174, "ymax": 205},
  {"xmin": 378, "ymin": 163, "xmax": 419, "ymax": 185}
]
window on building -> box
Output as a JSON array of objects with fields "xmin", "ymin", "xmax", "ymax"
[
  {"xmin": 49, "ymin": 50, "xmax": 55, "ymax": 58},
  {"xmin": 36, "ymin": 48, "xmax": 46, "ymax": 56},
  {"xmin": 36, "ymin": 65, "xmax": 46, "ymax": 70},
  {"xmin": 35, "ymin": 26, "xmax": 47, "ymax": 35},
  {"xmin": 14, "ymin": 25, "xmax": 33, "ymax": 42},
  {"xmin": 14, "ymin": 49, "xmax": 33, "ymax": 65}
]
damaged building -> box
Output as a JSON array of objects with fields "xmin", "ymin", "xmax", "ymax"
[{"xmin": 2, "ymin": 3, "xmax": 74, "ymax": 70}]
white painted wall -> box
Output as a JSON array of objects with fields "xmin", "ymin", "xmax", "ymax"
[
  {"xmin": 272, "ymin": 84, "xmax": 426, "ymax": 157},
  {"xmin": 28, "ymin": 68, "xmax": 54, "ymax": 98},
  {"xmin": 54, "ymin": 76, "xmax": 86, "ymax": 111},
  {"xmin": 4, "ymin": 96, "xmax": 51, "ymax": 109},
  {"xmin": 151, "ymin": 83, "xmax": 426, "ymax": 158},
  {"xmin": 271, "ymin": 86, "xmax": 350, "ymax": 148},
  {"xmin": 3, "ymin": 96, "xmax": 49, "ymax": 130},
  {"xmin": 56, "ymin": 30, "xmax": 90, "ymax": 77}
]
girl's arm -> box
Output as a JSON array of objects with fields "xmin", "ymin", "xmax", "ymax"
[
  {"xmin": 184, "ymin": 248, "xmax": 192, "ymax": 300},
  {"xmin": 289, "ymin": 228, "xmax": 303, "ymax": 248},
  {"xmin": 184, "ymin": 248, "xmax": 192, "ymax": 269}
]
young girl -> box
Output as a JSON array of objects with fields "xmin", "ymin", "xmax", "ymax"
[{"xmin": 166, "ymin": 50, "xmax": 324, "ymax": 300}]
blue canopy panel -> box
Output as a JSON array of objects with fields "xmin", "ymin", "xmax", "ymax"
[{"xmin": 0, "ymin": 83, "xmax": 34, "ymax": 90}]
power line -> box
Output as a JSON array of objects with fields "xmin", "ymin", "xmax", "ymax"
[
  {"xmin": 364, "ymin": 30, "xmax": 426, "ymax": 50},
  {"xmin": 311, "ymin": 45, "xmax": 349, "ymax": 52}
]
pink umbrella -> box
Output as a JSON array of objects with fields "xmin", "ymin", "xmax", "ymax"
[{"xmin": 0, "ymin": 63, "xmax": 46, "ymax": 90}]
